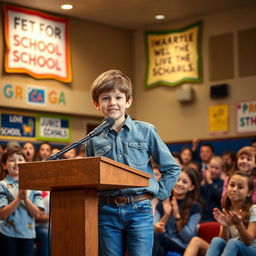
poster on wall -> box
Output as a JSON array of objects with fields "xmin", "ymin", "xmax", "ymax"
[
  {"xmin": 237, "ymin": 100, "xmax": 256, "ymax": 133},
  {"xmin": 208, "ymin": 104, "xmax": 228, "ymax": 134},
  {"xmin": 0, "ymin": 112, "xmax": 36, "ymax": 140},
  {"xmin": 4, "ymin": 4, "xmax": 72, "ymax": 83},
  {"xmin": 36, "ymin": 114, "xmax": 71, "ymax": 142},
  {"xmin": 144, "ymin": 21, "xmax": 202, "ymax": 88}
]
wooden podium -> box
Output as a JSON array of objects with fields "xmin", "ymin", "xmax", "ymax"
[{"xmin": 19, "ymin": 156, "xmax": 151, "ymax": 256}]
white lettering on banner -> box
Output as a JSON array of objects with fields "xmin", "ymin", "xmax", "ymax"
[
  {"xmin": 4, "ymin": 4, "xmax": 71, "ymax": 82},
  {"xmin": 42, "ymin": 127, "xmax": 68, "ymax": 138},
  {"xmin": 0, "ymin": 127, "xmax": 21, "ymax": 136},
  {"xmin": 9, "ymin": 115, "xmax": 23, "ymax": 123},
  {"xmin": 40, "ymin": 118, "xmax": 61, "ymax": 127},
  {"xmin": 39, "ymin": 117, "xmax": 69, "ymax": 139}
]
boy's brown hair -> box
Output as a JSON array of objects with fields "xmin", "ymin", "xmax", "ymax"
[
  {"xmin": 91, "ymin": 70, "xmax": 133, "ymax": 103},
  {"xmin": 1, "ymin": 146, "xmax": 25, "ymax": 179}
]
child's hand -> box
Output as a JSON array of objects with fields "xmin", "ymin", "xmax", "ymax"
[
  {"xmin": 213, "ymin": 208, "xmax": 229, "ymax": 226},
  {"xmin": 203, "ymin": 169, "xmax": 212, "ymax": 184},
  {"xmin": 154, "ymin": 222, "xmax": 166, "ymax": 233},
  {"xmin": 228, "ymin": 210, "xmax": 243, "ymax": 226},
  {"xmin": 18, "ymin": 189, "xmax": 26, "ymax": 200},
  {"xmin": 162, "ymin": 197, "xmax": 172, "ymax": 216},
  {"xmin": 171, "ymin": 197, "xmax": 180, "ymax": 219}
]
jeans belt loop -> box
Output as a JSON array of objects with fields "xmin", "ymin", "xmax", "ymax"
[{"xmin": 114, "ymin": 196, "xmax": 130, "ymax": 205}]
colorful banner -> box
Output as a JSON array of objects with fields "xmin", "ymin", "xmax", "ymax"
[
  {"xmin": 145, "ymin": 21, "xmax": 202, "ymax": 88},
  {"xmin": 4, "ymin": 4, "xmax": 72, "ymax": 83},
  {"xmin": 0, "ymin": 112, "xmax": 36, "ymax": 140},
  {"xmin": 208, "ymin": 104, "xmax": 228, "ymax": 134},
  {"xmin": 237, "ymin": 100, "xmax": 256, "ymax": 133},
  {"xmin": 36, "ymin": 114, "xmax": 71, "ymax": 142},
  {"xmin": 0, "ymin": 82, "xmax": 99, "ymax": 117}
]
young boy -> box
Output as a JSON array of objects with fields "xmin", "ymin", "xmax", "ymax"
[
  {"xmin": 200, "ymin": 156, "xmax": 224, "ymax": 222},
  {"xmin": 0, "ymin": 146, "xmax": 44, "ymax": 256},
  {"xmin": 86, "ymin": 69, "xmax": 181, "ymax": 256}
]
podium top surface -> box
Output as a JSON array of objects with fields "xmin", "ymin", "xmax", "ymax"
[{"xmin": 19, "ymin": 156, "xmax": 151, "ymax": 191}]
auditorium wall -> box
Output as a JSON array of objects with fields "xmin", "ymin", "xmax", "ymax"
[
  {"xmin": 0, "ymin": 3, "xmax": 134, "ymax": 143},
  {"xmin": 0, "ymin": 3, "xmax": 256, "ymax": 145},
  {"xmin": 133, "ymin": 3, "xmax": 256, "ymax": 142}
]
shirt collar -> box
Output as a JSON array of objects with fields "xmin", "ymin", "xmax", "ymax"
[
  {"xmin": 101, "ymin": 114, "xmax": 132, "ymax": 137},
  {"xmin": 6, "ymin": 175, "xmax": 18, "ymax": 185},
  {"xmin": 122, "ymin": 114, "xmax": 132, "ymax": 130}
]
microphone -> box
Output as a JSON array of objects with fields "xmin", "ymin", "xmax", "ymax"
[
  {"xmin": 47, "ymin": 117, "xmax": 115, "ymax": 160},
  {"xmin": 87, "ymin": 117, "xmax": 115, "ymax": 137}
]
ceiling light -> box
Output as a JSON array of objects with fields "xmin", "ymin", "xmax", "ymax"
[
  {"xmin": 155, "ymin": 15, "xmax": 165, "ymax": 20},
  {"xmin": 61, "ymin": 4, "xmax": 73, "ymax": 10}
]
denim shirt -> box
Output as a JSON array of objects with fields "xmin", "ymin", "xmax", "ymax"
[
  {"xmin": 0, "ymin": 175, "xmax": 44, "ymax": 239},
  {"xmin": 86, "ymin": 115, "xmax": 181, "ymax": 200}
]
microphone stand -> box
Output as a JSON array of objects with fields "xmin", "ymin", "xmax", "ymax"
[
  {"xmin": 47, "ymin": 117, "xmax": 115, "ymax": 161},
  {"xmin": 47, "ymin": 133, "xmax": 92, "ymax": 161}
]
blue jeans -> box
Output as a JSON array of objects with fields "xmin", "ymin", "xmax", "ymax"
[
  {"xmin": 206, "ymin": 237, "xmax": 256, "ymax": 256},
  {"xmin": 98, "ymin": 197, "xmax": 153, "ymax": 256}
]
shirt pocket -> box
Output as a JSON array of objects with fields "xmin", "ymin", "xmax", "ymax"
[
  {"xmin": 94, "ymin": 144, "xmax": 112, "ymax": 156},
  {"xmin": 126, "ymin": 141, "xmax": 148, "ymax": 167}
]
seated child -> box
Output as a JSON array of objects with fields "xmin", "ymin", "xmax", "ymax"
[
  {"xmin": 153, "ymin": 167, "xmax": 202, "ymax": 256},
  {"xmin": 0, "ymin": 147, "xmax": 44, "ymax": 256},
  {"xmin": 201, "ymin": 156, "xmax": 224, "ymax": 222}
]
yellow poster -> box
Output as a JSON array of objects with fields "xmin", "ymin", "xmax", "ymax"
[
  {"xmin": 145, "ymin": 21, "xmax": 202, "ymax": 88},
  {"xmin": 208, "ymin": 104, "xmax": 229, "ymax": 134}
]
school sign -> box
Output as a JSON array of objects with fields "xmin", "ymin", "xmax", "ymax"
[
  {"xmin": 4, "ymin": 4, "xmax": 72, "ymax": 83},
  {"xmin": 145, "ymin": 21, "xmax": 202, "ymax": 88}
]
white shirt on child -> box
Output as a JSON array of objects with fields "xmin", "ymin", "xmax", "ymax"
[{"xmin": 229, "ymin": 205, "xmax": 256, "ymax": 250}]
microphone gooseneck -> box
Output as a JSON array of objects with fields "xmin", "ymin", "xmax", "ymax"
[
  {"xmin": 47, "ymin": 117, "xmax": 115, "ymax": 160},
  {"xmin": 87, "ymin": 117, "xmax": 115, "ymax": 137}
]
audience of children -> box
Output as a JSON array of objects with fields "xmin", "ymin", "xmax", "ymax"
[
  {"xmin": 35, "ymin": 192, "xmax": 50, "ymax": 256},
  {"xmin": 36, "ymin": 142, "xmax": 52, "ymax": 161},
  {"xmin": 180, "ymin": 147, "xmax": 194, "ymax": 167},
  {"xmin": 0, "ymin": 143, "xmax": 6, "ymax": 165},
  {"xmin": 153, "ymin": 167, "xmax": 202, "ymax": 256},
  {"xmin": 184, "ymin": 171, "xmax": 256, "ymax": 256},
  {"xmin": 222, "ymin": 146, "xmax": 256, "ymax": 204},
  {"xmin": 63, "ymin": 147, "xmax": 78, "ymax": 159},
  {"xmin": 200, "ymin": 156, "xmax": 224, "ymax": 222},
  {"xmin": 199, "ymin": 144, "xmax": 215, "ymax": 173},
  {"xmin": 207, "ymin": 171, "xmax": 256, "ymax": 256},
  {"xmin": 22, "ymin": 142, "xmax": 37, "ymax": 162},
  {"xmin": 0, "ymin": 146, "xmax": 44, "ymax": 256},
  {"xmin": 221, "ymin": 150, "xmax": 236, "ymax": 178},
  {"xmin": 0, "ymin": 139, "xmax": 255, "ymax": 256}
]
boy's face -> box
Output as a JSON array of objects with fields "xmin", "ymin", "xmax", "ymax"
[
  {"xmin": 3, "ymin": 153, "xmax": 25, "ymax": 178},
  {"xmin": 94, "ymin": 89, "xmax": 132, "ymax": 127}
]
